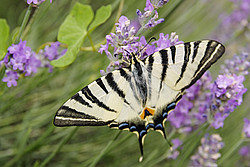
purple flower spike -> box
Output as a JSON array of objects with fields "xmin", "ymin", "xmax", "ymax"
[
  {"xmin": 239, "ymin": 146, "xmax": 250, "ymax": 156},
  {"xmin": 150, "ymin": 0, "xmax": 169, "ymax": 8},
  {"xmin": 144, "ymin": 0, "xmax": 154, "ymax": 11},
  {"xmin": 243, "ymin": 118, "xmax": 250, "ymax": 138},
  {"xmin": 190, "ymin": 134, "xmax": 224, "ymax": 167},
  {"xmin": 153, "ymin": 32, "xmax": 183, "ymax": 51},
  {"xmin": 221, "ymin": 52, "xmax": 250, "ymax": 76},
  {"xmin": 27, "ymin": 0, "xmax": 52, "ymax": 5},
  {"xmin": 211, "ymin": 112, "xmax": 227, "ymax": 129},
  {"xmin": 2, "ymin": 71, "xmax": 19, "ymax": 87},
  {"xmin": 25, "ymin": 53, "xmax": 41, "ymax": 76},
  {"xmin": 167, "ymin": 138, "xmax": 183, "ymax": 160},
  {"xmin": 238, "ymin": 145, "xmax": 250, "ymax": 166},
  {"xmin": 214, "ymin": 0, "xmax": 250, "ymax": 41},
  {"xmin": 137, "ymin": 9, "xmax": 164, "ymax": 31},
  {"xmin": 1, "ymin": 40, "xmax": 64, "ymax": 87},
  {"xmin": 209, "ymin": 72, "xmax": 247, "ymax": 129},
  {"xmin": 27, "ymin": 0, "xmax": 38, "ymax": 4}
]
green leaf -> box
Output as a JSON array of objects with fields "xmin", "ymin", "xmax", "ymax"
[
  {"xmin": 0, "ymin": 19, "xmax": 10, "ymax": 60},
  {"xmin": 88, "ymin": 5, "xmax": 112, "ymax": 33},
  {"xmin": 51, "ymin": 3, "xmax": 94, "ymax": 67}
]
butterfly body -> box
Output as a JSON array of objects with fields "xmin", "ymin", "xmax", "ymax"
[{"xmin": 54, "ymin": 40, "xmax": 225, "ymax": 160}]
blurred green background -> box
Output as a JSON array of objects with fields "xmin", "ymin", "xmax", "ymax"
[{"xmin": 0, "ymin": 0, "xmax": 249, "ymax": 166}]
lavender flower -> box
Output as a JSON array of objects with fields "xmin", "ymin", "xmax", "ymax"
[
  {"xmin": 144, "ymin": 0, "xmax": 169, "ymax": 11},
  {"xmin": 39, "ymin": 41, "xmax": 66, "ymax": 72},
  {"xmin": 1, "ymin": 41, "xmax": 65, "ymax": 87},
  {"xmin": 243, "ymin": 118, "xmax": 250, "ymax": 138},
  {"xmin": 239, "ymin": 145, "xmax": 250, "ymax": 156},
  {"xmin": 238, "ymin": 145, "xmax": 250, "ymax": 167},
  {"xmin": 27, "ymin": 0, "xmax": 52, "ymax": 5},
  {"xmin": 190, "ymin": 134, "xmax": 224, "ymax": 167},
  {"xmin": 2, "ymin": 71, "xmax": 19, "ymax": 87},
  {"xmin": 167, "ymin": 138, "xmax": 183, "ymax": 160},
  {"xmin": 221, "ymin": 52, "xmax": 250, "ymax": 76},
  {"xmin": 214, "ymin": 0, "xmax": 250, "ymax": 41},
  {"xmin": 136, "ymin": 9, "xmax": 164, "ymax": 30},
  {"xmin": 1, "ymin": 40, "xmax": 41, "ymax": 87},
  {"xmin": 152, "ymin": 32, "xmax": 183, "ymax": 52},
  {"xmin": 136, "ymin": 0, "xmax": 166, "ymax": 32},
  {"xmin": 210, "ymin": 74, "xmax": 247, "ymax": 129},
  {"xmin": 150, "ymin": 0, "xmax": 169, "ymax": 8}
]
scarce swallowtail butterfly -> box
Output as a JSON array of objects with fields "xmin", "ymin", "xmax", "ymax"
[{"xmin": 53, "ymin": 40, "xmax": 225, "ymax": 161}]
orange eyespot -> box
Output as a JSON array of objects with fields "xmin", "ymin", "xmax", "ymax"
[{"xmin": 140, "ymin": 107, "xmax": 155, "ymax": 120}]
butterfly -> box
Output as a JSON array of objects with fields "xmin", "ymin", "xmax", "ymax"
[{"xmin": 53, "ymin": 40, "xmax": 225, "ymax": 161}]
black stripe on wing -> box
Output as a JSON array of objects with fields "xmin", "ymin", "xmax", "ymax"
[
  {"xmin": 54, "ymin": 106, "xmax": 113, "ymax": 126},
  {"xmin": 170, "ymin": 46, "xmax": 176, "ymax": 64},
  {"xmin": 175, "ymin": 42, "xmax": 191, "ymax": 85},
  {"xmin": 82, "ymin": 86, "xmax": 117, "ymax": 113},
  {"xmin": 71, "ymin": 93, "xmax": 92, "ymax": 108},
  {"xmin": 57, "ymin": 106, "xmax": 97, "ymax": 119},
  {"xmin": 105, "ymin": 72, "xmax": 130, "ymax": 105},
  {"xmin": 159, "ymin": 49, "xmax": 168, "ymax": 91},
  {"xmin": 147, "ymin": 54, "xmax": 154, "ymax": 100},
  {"xmin": 96, "ymin": 78, "xmax": 108, "ymax": 94},
  {"xmin": 119, "ymin": 68, "xmax": 140, "ymax": 103},
  {"xmin": 191, "ymin": 41, "xmax": 201, "ymax": 63}
]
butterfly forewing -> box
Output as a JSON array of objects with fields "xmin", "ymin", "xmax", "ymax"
[{"xmin": 149, "ymin": 40, "xmax": 225, "ymax": 91}]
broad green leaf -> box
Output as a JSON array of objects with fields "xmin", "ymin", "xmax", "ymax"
[
  {"xmin": 88, "ymin": 5, "xmax": 112, "ymax": 33},
  {"xmin": 0, "ymin": 19, "xmax": 10, "ymax": 60},
  {"xmin": 51, "ymin": 3, "xmax": 94, "ymax": 67}
]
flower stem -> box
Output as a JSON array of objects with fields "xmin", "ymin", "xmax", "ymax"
[
  {"xmin": 87, "ymin": 33, "xmax": 97, "ymax": 52},
  {"xmin": 111, "ymin": 0, "xmax": 124, "ymax": 33},
  {"xmin": 218, "ymin": 139, "xmax": 244, "ymax": 165},
  {"xmin": 22, "ymin": 5, "xmax": 40, "ymax": 40},
  {"xmin": 15, "ymin": 5, "xmax": 32, "ymax": 43}
]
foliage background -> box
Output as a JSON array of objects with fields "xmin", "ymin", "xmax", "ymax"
[{"xmin": 0, "ymin": 0, "xmax": 249, "ymax": 166}]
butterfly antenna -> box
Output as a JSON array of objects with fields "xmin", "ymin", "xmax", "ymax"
[{"xmin": 136, "ymin": 37, "xmax": 157, "ymax": 55}]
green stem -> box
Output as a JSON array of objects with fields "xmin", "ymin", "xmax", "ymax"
[
  {"xmin": 218, "ymin": 139, "xmax": 244, "ymax": 165},
  {"xmin": 15, "ymin": 5, "xmax": 32, "ymax": 43},
  {"xmin": 88, "ymin": 131, "xmax": 122, "ymax": 167},
  {"xmin": 22, "ymin": 5, "xmax": 40, "ymax": 40},
  {"xmin": 87, "ymin": 33, "xmax": 97, "ymax": 52},
  {"xmin": 111, "ymin": 0, "xmax": 124, "ymax": 33},
  {"xmin": 39, "ymin": 127, "xmax": 79, "ymax": 167}
]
